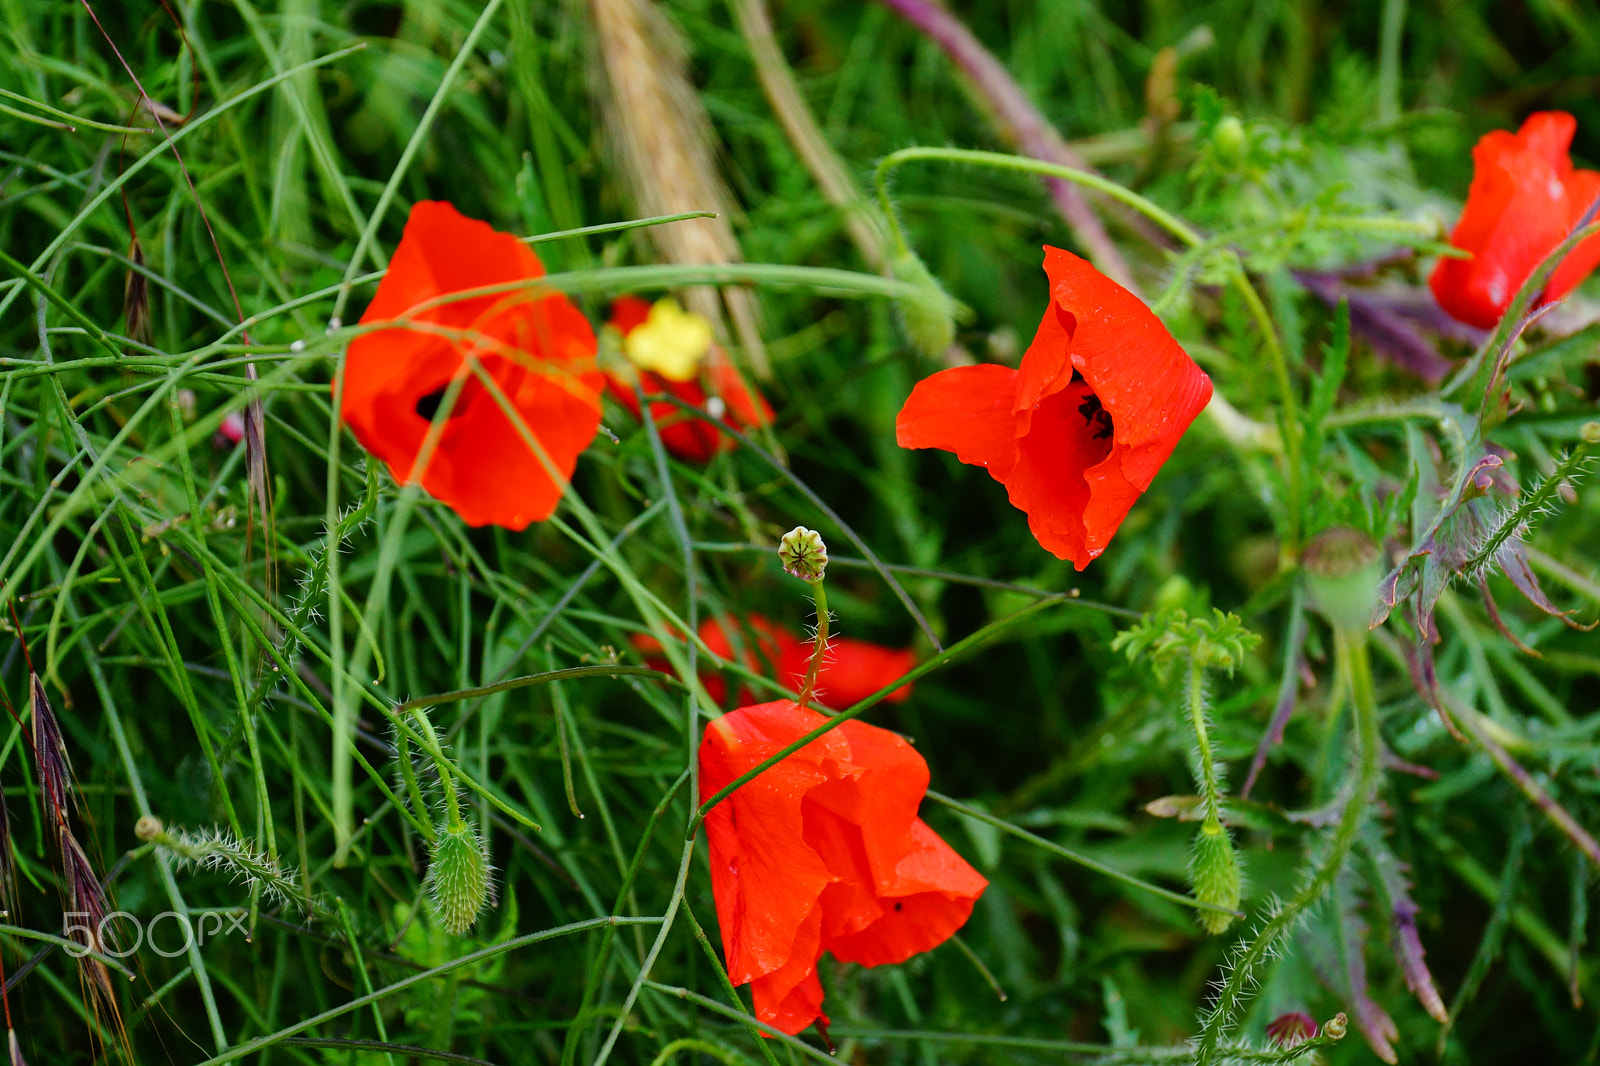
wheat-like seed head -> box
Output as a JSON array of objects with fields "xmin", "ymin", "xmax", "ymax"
[{"xmin": 588, "ymin": 0, "xmax": 769, "ymax": 378}]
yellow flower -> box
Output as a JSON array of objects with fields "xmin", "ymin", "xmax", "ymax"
[{"xmin": 623, "ymin": 298, "xmax": 712, "ymax": 382}]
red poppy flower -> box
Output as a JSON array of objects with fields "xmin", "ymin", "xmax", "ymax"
[
  {"xmin": 699, "ymin": 699, "xmax": 987, "ymax": 1035},
  {"xmin": 338, "ymin": 201, "xmax": 603, "ymax": 529},
  {"xmin": 896, "ymin": 247, "xmax": 1211, "ymax": 569},
  {"xmin": 1430, "ymin": 112, "xmax": 1600, "ymax": 329},
  {"xmin": 603, "ymin": 296, "xmax": 772, "ymax": 463},
  {"xmin": 633, "ymin": 614, "xmax": 915, "ymax": 707}
]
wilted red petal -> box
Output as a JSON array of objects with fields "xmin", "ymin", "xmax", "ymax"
[
  {"xmin": 340, "ymin": 201, "xmax": 601, "ymax": 529},
  {"xmin": 699, "ymin": 700, "xmax": 985, "ymax": 1035},
  {"xmin": 1430, "ymin": 112, "xmax": 1600, "ymax": 329},
  {"xmin": 706, "ymin": 360, "xmax": 775, "ymax": 433}
]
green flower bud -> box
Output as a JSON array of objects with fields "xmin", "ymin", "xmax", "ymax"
[
  {"xmin": 890, "ymin": 248, "xmax": 956, "ymax": 357},
  {"xmin": 427, "ymin": 822, "xmax": 492, "ymax": 935},
  {"xmin": 1191, "ymin": 818, "xmax": 1241, "ymax": 935},
  {"xmin": 1302, "ymin": 527, "xmax": 1383, "ymax": 633},
  {"xmin": 779, "ymin": 526, "xmax": 828, "ymax": 583},
  {"xmin": 1212, "ymin": 115, "xmax": 1248, "ymax": 170}
]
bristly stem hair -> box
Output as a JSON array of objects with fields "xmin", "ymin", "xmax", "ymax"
[{"xmin": 1192, "ymin": 628, "xmax": 1382, "ymax": 1065}]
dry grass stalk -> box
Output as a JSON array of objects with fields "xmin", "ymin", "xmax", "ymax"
[
  {"xmin": 732, "ymin": 0, "xmax": 892, "ymax": 273},
  {"xmin": 589, "ymin": 0, "xmax": 771, "ymax": 379}
]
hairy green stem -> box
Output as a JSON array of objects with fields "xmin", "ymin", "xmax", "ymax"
[
  {"xmin": 1466, "ymin": 433, "xmax": 1597, "ymax": 576},
  {"xmin": 1188, "ymin": 656, "xmax": 1223, "ymax": 827},
  {"xmin": 799, "ymin": 578, "xmax": 829, "ymax": 709},
  {"xmin": 1192, "ymin": 628, "xmax": 1381, "ymax": 1065}
]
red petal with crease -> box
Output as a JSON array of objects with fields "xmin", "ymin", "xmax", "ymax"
[
  {"xmin": 699, "ymin": 700, "xmax": 985, "ymax": 1035},
  {"xmin": 897, "ymin": 247, "xmax": 1210, "ymax": 569}
]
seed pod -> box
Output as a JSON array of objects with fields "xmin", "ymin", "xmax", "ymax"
[
  {"xmin": 1191, "ymin": 818, "xmax": 1241, "ymax": 935},
  {"xmin": 427, "ymin": 822, "xmax": 492, "ymax": 935},
  {"xmin": 778, "ymin": 526, "xmax": 828, "ymax": 583},
  {"xmin": 1302, "ymin": 527, "xmax": 1382, "ymax": 633}
]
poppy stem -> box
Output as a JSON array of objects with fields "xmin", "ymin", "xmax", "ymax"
[
  {"xmin": 1192, "ymin": 629, "xmax": 1381, "ymax": 1066},
  {"xmin": 799, "ymin": 579, "xmax": 829, "ymax": 711}
]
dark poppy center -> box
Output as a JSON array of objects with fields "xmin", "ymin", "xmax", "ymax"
[
  {"xmin": 414, "ymin": 387, "xmax": 464, "ymax": 422},
  {"xmin": 1077, "ymin": 389, "xmax": 1114, "ymax": 441}
]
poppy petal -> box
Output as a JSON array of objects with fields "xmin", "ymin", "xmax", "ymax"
[
  {"xmin": 1003, "ymin": 380, "xmax": 1114, "ymax": 567},
  {"xmin": 342, "ymin": 202, "xmax": 601, "ymax": 528},
  {"xmin": 780, "ymin": 638, "xmax": 917, "ymax": 708},
  {"xmin": 748, "ymin": 905, "xmax": 828, "ymax": 1035},
  {"xmin": 1549, "ymin": 166, "xmax": 1600, "ymax": 302},
  {"xmin": 895, "ymin": 363, "xmax": 1022, "ymax": 477},
  {"xmin": 1430, "ymin": 112, "xmax": 1600, "ymax": 328},
  {"xmin": 700, "ymin": 700, "xmax": 983, "ymax": 1034},
  {"xmin": 699, "ymin": 702, "xmax": 840, "ymax": 987},
  {"xmin": 800, "ymin": 721, "xmax": 986, "ymax": 966},
  {"xmin": 823, "ymin": 819, "xmax": 986, "ymax": 967}
]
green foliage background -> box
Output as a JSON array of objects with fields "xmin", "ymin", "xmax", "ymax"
[{"xmin": 1, "ymin": 0, "xmax": 1599, "ymax": 1063}]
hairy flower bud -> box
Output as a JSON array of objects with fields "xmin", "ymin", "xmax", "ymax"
[
  {"xmin": 779, "ymin": 526, "xmax": 828, "ymax": 583},
  {"xmin": 1302, "ymin": 526, "xmax": 1382, "ymax": 633},
  {"xmin": 427, "ymin": 822, "xmax": 492, "ymax": 935},
  {"xmin": 890, "ymin": 248, "xmax": 956, "ymax": 357},
  {"xmin": 1191, "ymin": 818, "xmax": 1241, "ymax": 935}
]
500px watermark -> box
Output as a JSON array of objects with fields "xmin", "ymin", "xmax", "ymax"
[{"xmin": 62, "ymin": 910, "xmax": 248, "ymax": 958}]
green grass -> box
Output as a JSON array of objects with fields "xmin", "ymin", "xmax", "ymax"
[{"xmin": 2, "ymin": 0, "xmax": 1600, "ymax": 1063}]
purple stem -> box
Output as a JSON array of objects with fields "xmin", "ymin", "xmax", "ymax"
[
  {"xmin": 1293, "ymin": 270, "xmax": 1456, "ymax": 382},
  {"xmin": 874, "ymin": 0, "xmax": 1139, "ymax": 292},
  {"xmin": 1242, "ymin": 595, "xmax": 1308, "ymax": 798}
]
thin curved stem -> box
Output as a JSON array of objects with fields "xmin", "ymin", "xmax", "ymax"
[{"xmin": 1192, "ymin": 628, "xmax": 1381, "ymax": 1065}]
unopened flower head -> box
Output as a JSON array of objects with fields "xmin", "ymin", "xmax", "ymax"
[
  {"xmin": 779, "ymin": 527, "xmax": 828, "ymax": 582},
  {"xmin": 1302, "ymin": 526, "xmax": 1382, "ymax": 633},
  {"xmin": 428, "ymin": 821, "xmax": 493, "ymax": 935}
]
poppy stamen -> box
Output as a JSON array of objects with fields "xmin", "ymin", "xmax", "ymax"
[{"xmin": 1078, "ymin": 391, "xmax": 1114, "ymax": 440}]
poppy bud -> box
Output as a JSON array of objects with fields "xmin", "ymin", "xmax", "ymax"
[
  {"xmin": 778, "ymin": 526, "xmax": 828, "ymax": 583},
  {"xmin": 1302, "ymin": 527, "xmax": 1382, "ymax": 633},
  {"xmin": 889, "ymin": 247, "xmax": 957, "ymax": 357},
  {"xmin": 427, "ymin": 822, "xmax": 491, "ymax": 935},
  {"xmin": 1190, "ymin": 817, "xmax": 1241, "ymax": 935},
  {"xmin": 1211, "ymin": 115, "xmax": 1248, "ymax": 171},
  {"xmin": 1265, "ymin": 1011, "xmax": 1318, "ymax": 1048}
]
